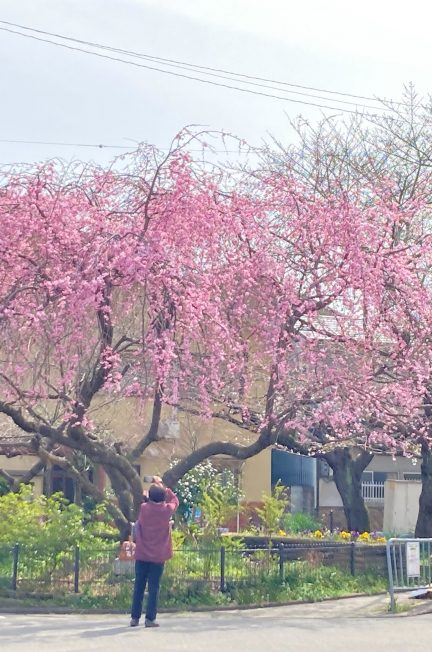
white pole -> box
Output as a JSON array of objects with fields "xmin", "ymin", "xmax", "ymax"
[{"xmin": 236, "ymin": 466, "xmax": 242, "ymax": 533}]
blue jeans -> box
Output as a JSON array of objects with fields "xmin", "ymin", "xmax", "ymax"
[{"xmin": 131, "ymin": 560, "xmax": 164, "ymax": 622}]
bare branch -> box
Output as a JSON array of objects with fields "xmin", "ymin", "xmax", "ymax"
[
  {"xmin": 130, "ymin": 384, "xmax": 163, "ymax": 459},
  {"xmin": 162, "ymin": 425, "xmax": 276, "ymax": 487},
  {"xmin": 33, "ymin": 440, "xmax": 128, "ymax": 533}
]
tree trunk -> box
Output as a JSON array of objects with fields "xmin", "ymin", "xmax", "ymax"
[
  {"xmin": 324, "ymin": 447, "xmax": 372, "ymax": 532},
  {"xmin": 415, "ymin": 443, "xmax": 432, "ymax": 537},
  {"xmin": 105, "ymin": 466, "xmax": 140, "ymax": 522}
]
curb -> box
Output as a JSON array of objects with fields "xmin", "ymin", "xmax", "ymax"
[
  {"xmin": 0, "ymin": 592, "xmax": 389, "ymax": 616},
  {"xmin": 404, "ymin": 602, "xmax": 432, "ymax": 618}
]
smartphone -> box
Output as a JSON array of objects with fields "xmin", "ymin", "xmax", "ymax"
[{"xmin": 143, "ymin": 474, "xmax": 154, "ymax": 483}]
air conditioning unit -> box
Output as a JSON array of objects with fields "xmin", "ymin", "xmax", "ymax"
[{"xmin": 159, "ymin": 419, "xmax": 180, "ymax": 440}]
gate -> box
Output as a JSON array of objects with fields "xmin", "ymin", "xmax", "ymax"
[{"xmin": 386, "ymin": 538, "xmax": 432, "ymax": 611}]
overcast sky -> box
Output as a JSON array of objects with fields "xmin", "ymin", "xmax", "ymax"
[{"xmin": 1, "ymin": 0, "xmax": 432, "ymax": 166}]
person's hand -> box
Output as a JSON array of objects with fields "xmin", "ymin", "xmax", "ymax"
[{"xmin": 152, "ymin": 475, "xmax": 163, "ymax": 486}]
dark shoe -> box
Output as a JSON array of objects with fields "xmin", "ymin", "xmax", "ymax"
[
  {"xmin": 130, "ymin": 618, "xmax": 140, "ymax": 627},
  {"xmin": 145, "ymin": 619, "xmax": 160, "ymax": 628}
]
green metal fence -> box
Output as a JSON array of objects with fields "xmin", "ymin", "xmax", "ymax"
[{"xmin": 0, "ymin": 542, "xmax": 387, "ymax": 601}]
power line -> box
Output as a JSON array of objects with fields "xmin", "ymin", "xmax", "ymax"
[
  {"xmin": 0, "ymin": 19, "xmax": 398, "ymax": 107},
  {"xmin": 0, "ymin": 25, "xmax": 391, "ymax": 116},
  {"xmin": 0, "ymin": 20, "xmax": 393, "ymax": 111},
  {"xmin": 0, "ymin": 139, "xmax": 128, "ymax": 149},
  {"xmin": 0, "ymin": 138, "xmax": 252, "ymax": 153}
]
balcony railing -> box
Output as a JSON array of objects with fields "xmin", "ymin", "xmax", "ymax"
[{"xmin": 361, "ymin": 481, "xmax": 385, "ymax": 503}]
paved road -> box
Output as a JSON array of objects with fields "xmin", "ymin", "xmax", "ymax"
[
  {"xmin": 0, "ymin": 596, "xmax": 432, "ymax": 652},
  {"xmin": 1, "ymin": 601, "xmax": 431, "ymax": 652}
]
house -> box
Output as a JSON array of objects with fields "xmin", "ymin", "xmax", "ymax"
[
  {"xmin": 318, "ymin": 452, "xmax": 421, "ymax": 531},
  {"xmin": 0, "ymin": 433, "xmax": 104, "ymax": 501},
  {"xmin": 238, "ymin": 447, "xmax": 421, "ymax": 532},
  {"xmin": 0, "ymin": 405, "xmax": 422, "ymax": 534},
  {"xmin": 0, "ymin": 400, "xmax": 248, "ymax": 503}
]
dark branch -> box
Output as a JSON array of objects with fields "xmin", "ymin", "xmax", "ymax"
[
  {"xmin": 130, "ymin": 384, "xmax": 163, "ymax": 459},
  {"xmin": 162, "ymin": 426, "xmax": 276, "ymax": 487},
  {"xmin": 34, "ymin": 441, "xmax": 128, "ymax": 534}
]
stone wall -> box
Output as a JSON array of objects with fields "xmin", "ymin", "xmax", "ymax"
[{"xmin": 318, "ymin": 505, "xmax": 384, "ymax": 532}]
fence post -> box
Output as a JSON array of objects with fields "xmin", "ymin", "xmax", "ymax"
[
  {"xmin": 386, "ymin": 539, "xmax": 396, "ymax": 613},
  {"xmin": 220, "ymin": 546, "xmax": 226, "ymax": 593},
  {"xmin": 74, "ymin": 546, "xmax": 80, "ymax": 594},
  {"xmin": 279, "ymin": 544, "xmax": 284, "ymax": 582},
  {"xmin": 350, "ymin": 542, "xmax": 356, "ymax": 576},
  {"xmin": 11, "ymin": 543, "xmax": 19, "ymax": 591},
  {"xmin": 329, "ymin": 510, "xmax": 334, "ymax": 533}
]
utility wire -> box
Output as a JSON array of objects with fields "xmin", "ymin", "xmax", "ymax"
[
  {"xmin": 0, "ymin": 20, "xmax": 392, "ymax": 111},
  {"xmin": 0, "ymin": 25, "xmax": 391, "ymax": 116},
  {"xmin": 0, "ymin": 19, "xmax": 399, "ymax": 107},
  {"xmin": 0, "ymin": 138, "xmax": 252, "ymax": 153},
  {"xmin": 0, "ymin": 139, "xmax": 128, "ymax": 149}
]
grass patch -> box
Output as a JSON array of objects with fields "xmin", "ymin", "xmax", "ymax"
[
  {"xmin": 226, "ymin": 564, "xmax": 387, "ymax": 606},
  {"xmin": 0, "ymin": 562, "xmax": 387, "ymax": 611}
]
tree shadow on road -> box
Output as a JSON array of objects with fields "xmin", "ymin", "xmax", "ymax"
[
  {"xmin": 80, "ymin": 625, "xmax": 138, "ymax": 637},
  {"xmin": 78, "ymin": 614, "xmax": 326, "ymax": 638}
]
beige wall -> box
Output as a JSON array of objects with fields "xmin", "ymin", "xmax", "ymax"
[
  {"xmin": 31, "ymin": 476, "xmax": 44, "ymax": 495},
  {"xmin": 383, "ymin": 480, "xmax": 421, "ymax": 534},
  {"xmin": 319, "ymin": 478, "xmax": 343, "ymax": 507},
  {"xmin": 93, "ymin": 397, "xmax": 250, "ymax": 473},
  {"xmin": 241, "ymin": 448, "xmax": 271, "ymax": 502},
  {"xmin": 1, "ymin": 454, "xmax": 36, "ymax": 472},
  {"xmin": 0, "ymin": 454, "xmax": 44, "ymax": 496}
]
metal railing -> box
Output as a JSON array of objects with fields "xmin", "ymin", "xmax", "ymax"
[
  {"xmin": 0, "ymin": 541, "xmax": 388, "ymax": 602},
  {"xmin": 386, "ymin": 537, "xmax": 432, "ymax": 611},
  {"xmin": 361, "ymin": 481, "xmax": 385, "ymax": 503}
]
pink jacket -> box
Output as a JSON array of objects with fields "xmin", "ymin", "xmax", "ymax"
[{"xmin": 134, "ymin": 488, "xmax": 179, "ymax": 563}]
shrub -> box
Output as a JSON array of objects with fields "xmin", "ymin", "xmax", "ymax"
[
  {"xmin": 282, "ymin": 511, "xmax": 322, "ymax": 534},
  {"xmin": 173, "ymin": 461, "xmax": 240, "ymax": 526},
  {"xmin": 0, "ymin": 485, "xmax": 116, "ymax": 550},
  {"xmin": 199, "ymin": 485, "xmax": 239, "ymax": 539},
  {"xmin": 255, "ymin": 483, "xmax": 289, "ymax": 536}
]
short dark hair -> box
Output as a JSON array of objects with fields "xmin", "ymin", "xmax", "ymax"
[{"xmin": 148, "ymin": 484, "xmax": 166, "ymax": 503}]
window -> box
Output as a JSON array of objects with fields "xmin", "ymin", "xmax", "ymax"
[
  {"xmin": 362, "ymin": 471, "xmax": 387, "ymax": 483},
  {"xmin": 373, "ymin": 472, "xmax": 388, "ymax": 483},
  {"xmin": 403, "ymin": 473, "xmax": 421, "ymax": 481},
  {"xmin": 52, "ymin": 467, "xmax": 75, "ymax": 502}
]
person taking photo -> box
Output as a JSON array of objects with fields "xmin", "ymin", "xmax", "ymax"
[{"xmin": 130, "ymin": 475, "xmax": 179, "ymax": 628}]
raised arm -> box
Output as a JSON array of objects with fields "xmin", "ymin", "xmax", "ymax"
[
  {"xmin": 152, "ymin": 476, "xmax": 179, "ymax": 514},
  {"xmin": 164, "ymin": 487, "xmax": 180, "ymax": 515}
]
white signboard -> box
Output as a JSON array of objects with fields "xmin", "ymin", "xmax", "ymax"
[{"xmin": 406, "ymin": 541, "xmax": 421, "ymax": 578}]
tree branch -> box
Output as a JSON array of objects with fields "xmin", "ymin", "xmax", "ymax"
[
  {"xmin": 130, "ymin": 384, "xmax": 163, "ymax": 459},
  {"xmin": 33, "ymin": 440, "xmax": 129, "ymax": 535},
  {"xmin": 0, "ymin": 401, "xmax": 58, "ymax": 439},
  {"xmin": 0, "ymin": 400, "xmax": 143, "ymax": 509},
  {"xmin": 162, "ymin": 426, "xmax": 276, "ymax": 487},
  {"xmin": 0, "ymin": 468, "xmax": 15, "ymax": 488},
  {"xmin": 167, "ymin": 401, "xmax": 259, "ymax": 432}
]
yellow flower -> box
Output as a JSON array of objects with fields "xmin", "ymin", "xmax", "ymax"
[
  {"xmin": 359, "ymin": 532, "xmax": 370, "ymax": 542},
  {"xmin": 278, "ymin": 529, "xmax": 287, "ymax": 537},
  {"xmin": 339, "ymin": 531, "xmax": 351, "ymax": 540},
  {"xmin": 313, "ymin": 530, "xmax": 324, "ymax": 538}
]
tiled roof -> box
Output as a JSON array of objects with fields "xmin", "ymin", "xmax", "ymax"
[{"xmin": 0, "ymin": 435, "xmax": 34, "ymax": 457}]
